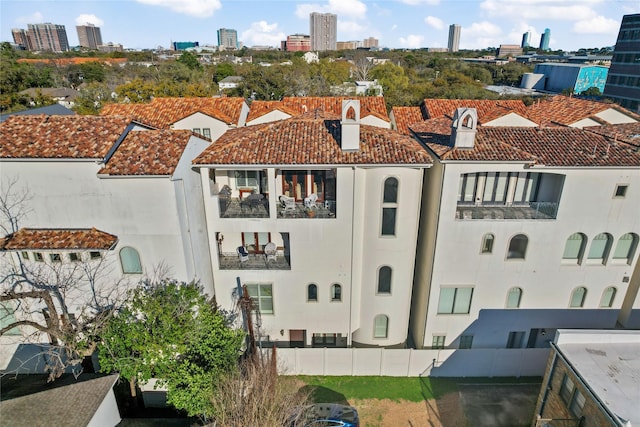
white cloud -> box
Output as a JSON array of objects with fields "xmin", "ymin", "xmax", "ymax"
[
  {"xmin": 398, "ymin": 0, "xmax": 440, "ymax": 4},
  {"xmin": 75, "ymin": 14, "xmax": 104, "ymax": 26},
  {"xmin": 461, "ymin": 21, "xmax": 503, "ymax": 49},
  {"xmin": 16, "ymin": 12, "xmax": 43, "ymax": 24},
  {"xmin": 573, "ymin": 16, "xmax": 619, "ymax": 34},
  {"xmin": 241, "ymin": 21, "xmax": 286, "ymax": 47},
  {"xmin": 398, "ymin": 34, "xmax": 425, "ymax": 49},
  {"xmin": 135, "ymin": 0, "xmax": 221, "ymax": 17},
  {"xmin": 480, "ymin": 0, "xmax": 602, "ymax": 21},
  {"xmin": 338, "ymin": 20, "xmax": 368, "ymax": 37},
  {"xmin": 295, "ymin": 0, "xmax": 367, "ymax": 19},
  {"xmin": 391, "ymin": 24, "xmax": 398, "ymax": 31},
  {"xmin": 425, "ymin": 16, "xmax": 444, "ymax": 30}
]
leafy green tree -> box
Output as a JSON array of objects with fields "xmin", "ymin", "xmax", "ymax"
[
  {"xmin": 176, "ymin": 51, "xmax": 201, "ymax": 70},
  {"xmin": 74, "ymin": 82, "xmax": 112, "ymax": 115},
  {"xmin": 98, "ymin": 280, "xmax": 244, "ymax": 420},
  {"xmin": 213, "ymin": 63, "xmax": 235, "ymax": 82},
  {"xmin": 580, "ymin": 86, "xmax": 602, "ymax": 96},
  {"xmin": 370, "ymin": 62, "xmax": 410, "ymax": 109}
]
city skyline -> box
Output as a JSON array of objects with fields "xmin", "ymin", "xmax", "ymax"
[{"xmin": 1, "ymin": 0, "xmax": 636, "ymax": 51}]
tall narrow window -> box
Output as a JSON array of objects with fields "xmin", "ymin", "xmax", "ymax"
[
  {"xmin": 331, "ymin": 284, "xmax": 342, "ymax": 302},
  {"xmin": 507, "ymin": 234, "xmax": 528, "ymax": 259},
  {"xmin": 612, "ymin": 233, "xmax": 638, "ymax": 264},
  {"xmin": 307, "ymin": 284, "xmax": 318, "ymax": 302},
  {"xmin": 120, "ymin": 247, "xmax": 142, "ymax": 274},
  {"xmin": 202, "ymin": 128, "xmax": 211, "ymax": 139},
  {"xmin": 437, "ymin": 287, "xmax": 473, "ymax": 314},
  {"xmin": 569, "ymin": 287, "xmax": 587, "ymax": 308},
  {"xmin": 377, "ymin": 266, "xmax": 392, "ymax": 294},
  {"xmin": 0, "ymin": 302, "xmax": 20, "ymax": 335},
  {"xmin": 381, "ymin": 177, "xmax": 398, "ymax": 236},
  {"xmin": 481, "ymin": 233, "xmax": 494, "ymax": 254},
  {"xmin": 506, "ymin": 287, "xmax": 522, "ymax": 308},
  {"xmin": 562, "ymin": 233, "xmax": 586, "ymax": 263},
  {"xmin": 374, "ymin": 315, "xmax": 388, "ymax": 338},
  {"xmin": 599, "ymin": 287, "xmax": 616, "ymax": 308},
  {"xmin": 432, "ymin": 335, "xmax": 446, "ymax": 349},
  {"xmin": 587, "ymin": 233, "xmax": 612, "ymax": 263}
]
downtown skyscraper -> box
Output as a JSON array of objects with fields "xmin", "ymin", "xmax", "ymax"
[
  {"xmin": 12, "ymin": 23, "xmax": 69, "ymax": 52},
  {"xmin": 310, "ymin": 12, "xmax": 337, "ymax": 51},
  {"xmin": 539, "ymin": 28, "xmax": 551, "ymax": 51},
  {"xmin": 448, "ymin": 24, "xmax": 461, "ymax": 53},
  {"xmin": 76, "ymin": 23, "xmax": 103, "ymax": 49}
]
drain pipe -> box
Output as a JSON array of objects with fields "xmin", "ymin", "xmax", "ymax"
[{"xmin": 537, "ymin": 349, "xmax": 558, "ymax": 417}]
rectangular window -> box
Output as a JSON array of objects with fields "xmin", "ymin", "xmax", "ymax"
[
  {"xmin": 202, "ymin": 128, "xmax": 211, "ymax": 139},
  {"xmin": 458, "ymin": 174, "xmax": 478, "ymax": 203},
  {"xmin": 0, "ymin": 302, "xmax": 21, "ymax": 335},
  {"xmin": 192, "ymin": 128, "xmax": 201, "ymax": 135},
  {"xmin": 50, "ymin": 253, "xmax": 61, "ymax": 263},
  {"xmin": 506, "ymin": 331, "xmax": 526, "ymax": 348},
  {"xmin": 559, "ymin": 374, "xmax": 575, "ymax": 404},
  {"xmin": 235, "ymin": 170, "xmax": 259, "ymax": 189},
  {"xmin": 437, "ymin": 287, "xmax": 473, "ymax": 314},
  {"xmin": 246, "ymin": 284, "xmax": 273, "ymax": 314},
  {"xmin": 312, "ymin": 333, "xmax": 338, "ymax": 347},
  {"xmin": 90, "ymin": 251, "xmax": 101, "ymax": 260},
  {"xmin": 21, "ymin": 251, "xmax": 29, "ymax": 260},
  {"xmin": 614, "ymin": 184, "xmax": 628, "ymax": 198},
  {"xmin": 381, "ymin": 207, "xmax": 397, "ymax": 236},
  {"xmin": 569, "ymin": 390, "xmax": 585, "ymax": 417},
  {"xmin": 69, "ymin": 252, "xmax": 80, "ymax": 262},
  {"xmin": 432, "ymin": 335, "xmax": 446, "ymax": 349},
  {"xmin": 459, "ymin": 335, "xmax": 473, "ymax": 349},
  {"xmin": 34, "ymin": 252, "xmax": 44, "ymax": 262}
]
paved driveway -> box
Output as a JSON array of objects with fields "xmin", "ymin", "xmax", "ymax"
[{"xmin": 457, "ymin": 383, "xmax": 541, "ymax": 427}]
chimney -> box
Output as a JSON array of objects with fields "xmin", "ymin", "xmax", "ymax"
[
  {"xmin": 450, "ymin": 108, "xmax": 478, "ymax": 149},
  {"xmin": 341, "ymin": 99, "xmax": 360, "ymax": 151}
]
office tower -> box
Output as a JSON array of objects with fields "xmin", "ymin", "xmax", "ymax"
[
  {"xmin": 362, "ymin": 37, "xmax": 379, "ymax": 48},
  {"xmin": 11, "ymin": 28, "xmax": 33, "ymax": 50},
  {"xmin": 285, "ymin": 34, "xmax": 311, "ymax": 52},
  {"xmin": 76, "ymin": 23, "xmax": 103, "ymax": 49},
  {"xmin": 26, "ymin": 23, "xmax": 69, "ymax": 51},
  {"xmin": 539, "ymin": 28, "xmax": 550, "ymax": 51},
  {"xmin": 521, "ymin": 31, "xmax": 531, "ymax": 48},
  {"xmin": 448, "ymin": 24, "xmax": 461, "ymax": 53},
  {"xmin": 217, "ymin": 28, "xmax": 238, "ymax": 49},
  {"xmin": 603, "ymin": 14, "xmax": 640, "ymax": 112},
  {"xmin": 310, "ymin": 12, "xmax": 337, "ymax": 51}
]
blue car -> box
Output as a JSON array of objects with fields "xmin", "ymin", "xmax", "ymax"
[{"xmin": 291, "ymin": 403, "xmax": 360, "ymax": 427}]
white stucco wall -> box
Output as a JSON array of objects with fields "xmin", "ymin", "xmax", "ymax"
[
  {"xmin": 484, "ymin": 113, "xmax": 538, "ymax": 127},
  {"xmin": 173, "ymin": 112, "xmax": 230, "ymax": 142},
  {"xmin": 246, "ymin": 110, "xmax": 292, "ymax": 126}
]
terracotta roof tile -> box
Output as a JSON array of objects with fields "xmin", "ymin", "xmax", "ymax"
[
  {"xmin": 194, "ymin": 113, "xmax": 431, "ymax": 166},
  {"xmin": 0, "ymin": 115, "xmax": 134, "ymax": 159},
  {"xmin": 0, "ymin": 228, "xmax": 118, "ymax": 250},
  {"xmin": 524, "ymin": 95, "xmax": 640, "ymax": 126},
  {"xmin": 391, "ymin": 106, "xmax": 425, "ymax": 135},
  {"xmin": 584, "ymin": 122, "xmax": 640, "ymax": 148},
  {"xmin": 246, "ymin": 101, "xmax": 299, "ymax": 122},
  {"xmin": 101, "ymin": 97, "xmax": 245, "ymax": 128},
  {"xmin": 99, "ymin": 129, "xmax": 195, "ymax": 176},
  {"xmin": 422, "ymin": 99, "xmax": 528, "ymax": 121}
]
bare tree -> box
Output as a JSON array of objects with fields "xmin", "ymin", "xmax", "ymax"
[{"xmin": 352, "ymin": 52, "xmax": 374, "ymax": 82}]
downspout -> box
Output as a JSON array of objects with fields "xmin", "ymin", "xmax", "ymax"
[
  {"xmin": 348, "ymin": 166, "xmax": 356, "ymax": 347},
  {"xmin": 537, "ymin": 348, "xmax": 558, "ymax": 417}
]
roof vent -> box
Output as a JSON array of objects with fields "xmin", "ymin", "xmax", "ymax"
[
  {"xmin": 451, "ymin": 108, "xmax": 478, "ymax": 149},
  {"xmin": 341, "ymin": 99, "xmax": 360, "ymax": 151}
]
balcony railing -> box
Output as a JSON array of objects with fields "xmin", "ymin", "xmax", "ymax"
[
  {"xmin": 219, "ymin": 197, "xmax": 269, "ymax": 219},
  {"xmin": 277, "ymin": 199, "xmax": 336, "ymax": 219},
  {"xmin": 456, "ymin": 202, "xmax": 558, "ymax": 220},
  {"xmin": 218, "ymin": 252, "xmax": 291, "ymax": 270}
]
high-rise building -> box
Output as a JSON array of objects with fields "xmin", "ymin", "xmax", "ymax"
[
  {"xmin": 310, "ymin": 12, "xmax": 337, "ymax": 51},
  {"xmin": 76, "ymin": 23, "xmax": 103, "ymax": 49},
  {"xmin": 362, "ymin": 37, "xmax": 379, "ymax": 49},
  {"xmin": 521, "ymin": 31, "xmax": 531, "ymax": 48},
  {"xmin": 603, "ymin": 14, "xmax": 640, "ymax": 113},
  {"xmin": 27, "ymin": 23, "xmax": 69, "ymax": 52},
  {"xmin": 284, "ymin": 34, "xmax": 311, "ymax": 52},
  {"xmin": 217, "ymin": 28, "xmax": 238, "ymax": 49},
  {"xmin": 11, "ymin": 28, "xmax": 33, "ymax": 50},
  {"xmin": 539, "ymin": 28, "xmax": 550, "ymax": 51},
  {"xmin": 448, "ymin": 24, "xmax": 461, "ymax": 53}
]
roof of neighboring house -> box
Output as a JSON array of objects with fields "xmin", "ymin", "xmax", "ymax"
[
  {"xmin": 246, "ymin": 97, "xmax": 390, "ymax": 124},
  {"xmin": 100, "ymin": 97, "xmax": 246, "ymax": 127},
  {"xmin": 391, "ymin": 106, "xmax": 424, "ymax": 135},
  {"xmin": 0, "ymin": 104, "xmax": 75, "ymax": 122},
  {"xmin": 99, "ymin": 129, "xmax": 196, "ymax": 176},
  {"xmin": 194, "ymin": 110, "xmax": 432, "ymax": 166},
  {"xmin": 19, "ymin": 87, "xmax": 78, "ymax": 100},
  {"xmin": 583, "ymin": 122, "xmax": 640, "ymax": 148},
  {"xmin": 0, "ymin": 228, "xmax": 118, "ymax": 250},
  {"xmin": 422, "ymin": 99, "xmax": 528, "ymax": 121},
  {"xmin": 246, "ymin": 100, "xmax": 300, "ymax": 122},
  {"xmin": 524, "ymin": 95, "xmax": 640, "ymax": 127},
  {"xmin": 410, "ymin": 117, "xmax": 640, "ymax": 167},
  {"xmin": 219, "ymin": 75, "xmax": 243, "ymax": 83},
  {"xmin": 0, "ymin": 115, "xmax": 135, "ymax": 159},
  {"xmin": 0, "ymin": 374, "xmax": 119, "ymax": 427}
]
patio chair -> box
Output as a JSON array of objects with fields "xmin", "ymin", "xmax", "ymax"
[
  {"xmin": 280, "ymin": 195, "xmax": 296, "ymax": 213},
  {"xmin": 264, "ymin": 242, "xmax": 277, "ymax": 262},
  {"xmin": 304, "ymin": 193, "xmax": 318, "ymax": 209},
  {"xmin": 237, "ymin": 246, "xmax": 249, "ymax": 264}
]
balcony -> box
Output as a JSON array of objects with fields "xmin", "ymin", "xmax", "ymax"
[
  {"xmin": 219, "ymin": 196, "xmax": 269, "ymax": 219},
  {"xmin": 218, "ymin": 251, "xmax": 291, "ymax": 270},
  {"xmin": 277, "ymin": 198, "xmax": 336, "ymax": 219},
  {"xmin": 216, "ymin": 232, "xmax": 290, "ymax": 270},
  {"xmin": 456, "ymin": 202, "xmax": 559, "ymax": 220}
]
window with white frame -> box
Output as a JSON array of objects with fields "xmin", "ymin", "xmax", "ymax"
[
  {"xmin": 459, "ymin": 335, "xmax": 473, "ymax": 349},
  {"xmin": 562, "ymin": 233, "xmax": 587, "ymax": 263},
  {"xmin": 432, "ymin": 335, "xmax": 445, "ymax": 349},
  {"xmin": 437, "ymin": 287, "xmax": 473, "ymax": 314},
  {"xmin": 507, "ymin": 234, "xmax": 528, "ymax": 259},
  {"xmin": 202, "ymin": 128, "xmax": 211, "ymax": 139},
  {"xmin": 49, "ymin": 253, "xmax": 61, "ymax": 263},
  {"xmin": 234, "ymin": 170, "xmax": 259, "ymax": 188},
  {"xmin": 246, "ymin": 284, "xmax": 273, "ymax": 314},
  {"xmin": 381, "ymin": 177, "xmax": 398, "ymax": 236},
  {"xmin": 506, "ymin": 331, "xmax": 526, "ymax": 348},
  {"xmin": 192, "ymin": 128, "xmax": 201, "ymax": 135},
  {"xmin": 331, "ymin": 284, "xmax": 342, "ymax": 302},
  {"xmin": 120, "ymin": 247, "xmax": 142, "ymax": 274},
  {"xmin": 90, "ymin": 251, "xmax": 102, "ymax": 260},
  {"xmin": 481, "ymin": 233, "xmax": 494, "ymax": 254},
  {"xmin": 21, "ymin": 251, "xmax": 29, "ymax": 260},
  {"xmin": 599, "ymin": 286, "xmax": 616, "ymax": 308},
  {"xmin": 377, "ymin": 266, "xmax": 392, "ymax": 294},
  {"xmin": 34, "ymin": 252, "xmax": 43, "ymax": 262},
  {"xmin": 373, "ymin": 314, "xmax": 388, "ymax": 338},
  {"xmin": 506, "ymin": 287, "xmax": 522, "ymax": 309},
  {"xmin": 307, "ymin": 284, "xmax": 318, "ymax": 302},
  {"xmin": 569, "ymin": 286, "xmax": 587, "ymax": 308},
  {"xmin": 612, "ymin": 233, "xmax": 638, "ymax": 264},
  {"xmin": 587, "ymin": 232, "xmax": 612, "ymax": 263}
]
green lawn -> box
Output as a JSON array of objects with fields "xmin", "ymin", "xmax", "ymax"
[{"xmin": 296, "ymin": 376, "xmax": 541, "ymax": 403}]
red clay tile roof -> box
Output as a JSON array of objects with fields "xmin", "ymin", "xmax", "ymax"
[
  {"xmin": 0, "ymin": 115, "xmax": 134, "ymax": 159},
  {"xmin": 99, "ymin": 129, "xmax": 195, "ymax": 176},
  {"xmin": 101, "ymin": 97, "xmax": 246, "ymax": 128},
  {"xmin": 422, "ymin": 99, "xmax": 528, "ymax": 121},
  {"xmin": 391, "ymin": 106, "xmax": 425, "ymax": 135},
  {"xmin": 0, "ymin": 228, "xmax": 118, "ymax": 250},
  {"xmin": 246, "ymin": 97, "xmax": 390, "ymax": 123},
  {"xmin": 524, "ymin": 95, "xmax": 640, "ymax": 127},
  {"xmin": 246, "ymin": 101, "xmax": 299, "ymax": 122},
  {"xmin": 584, "ymin": 122, "xmax": 640, "ymax": 148},
  {"xmin": 411, "ymin": 119, "xmax": 640, "ymax": 167},
  {"xmin": 194, "ymin": 112, "xmax": 432, "ymax": 166}
]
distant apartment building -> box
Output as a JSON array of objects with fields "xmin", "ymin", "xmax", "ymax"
[
  {"xmin": 284, "ymin": 34, "xmax": 311, "ymax": 52},
  {"xmin": 448, "ymin": 24, "xmax": 461, "ymax": 53},
  {"xmin": 521, "ymin": 31, "xmax": 531, "ymax": 48},
  {"xmin": 539, "ymin": 28, "xmax": 551, "ymax": 51},
  {"xmin": 497, "ymin": 44, "xmax": 523, "ymax": 58},
  {"xmin": 11, "ymin": 28, "xmax": 32, "ymax": 50},
  {"xmin": 603, "ymin": 14, "xmax": 640, "ymax": 113},
  {"xmin": 310, "ymin": 12, "xmax": 337, "ymax": 51},
  {"xmin": 362, "ymin": 37, "xmax": 379, "ymax": 49},
  {"xmin": 173, "ymin": 41, "xmax": 199, "ymax": 51},
  {"xmin": 76, "ymin": 23, "xmax": 103, "ymax": 49},
  {"xmin": 217, "ymin": 28, "xmax": 238, "ymax": 49},
  {"xmin": 12, "ymin": 23, "xmax": 69, "ymax": 52},
  {"xmin": 337, "ymin": 41, "xmax": 358, "ymax": 50},
  {"xmin": 98, "ymin": 42, "xmax": 123, "ymax": 53}
]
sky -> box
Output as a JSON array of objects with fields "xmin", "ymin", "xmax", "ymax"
[{"xmin": 1, "ymin": 0, "xmax": 639, "ymax": 51}]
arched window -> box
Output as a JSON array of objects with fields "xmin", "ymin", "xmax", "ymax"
[
  {"xmin": 506, "ymin": 287, "xmax": 522, "ymax": 309},
  {"xmin": 562, "ymin": 233, "xmax": 587, "ymax": 263},
  {"xmin": 307, "ymin": 284, "xmax": 318, "ymax": 302},
  {"xmin": 481, "ymin": 233, "xmax": 495, "ymax": 254},
  {"xmin": 374, "ymin": 315, "xmax": 388, "ymax": 338},
  {"xmin": 507, "ymin": 234, "xmax": 528, "ymax": 259},
  {"xmin": 331, "ymin": 284, "xmax": 342, "ymax": 302},
  {"xmin": 587, "ymin": 233, "xmax": 613, "ymax": 263},
  {"xmin": 381, "ymin": 177, "xmax": 398, "ymax": 236},
  {"xmin": 612, "ymin": 233, "xmax": 639, "ymax": 264},
  {"xmin": 377, "ymin": 266, "xmax": 392, "ymax": 294},
  {"xmin": 119, "ymin": 247, "xmax": 142, "ymax": 274},
  {"xmin": 599, "ymin": 287, "xmax": 616, "ymax": 308},
  {"xmin": 570, "ymin": 287, "xmax": 587, "ymax": 308}
]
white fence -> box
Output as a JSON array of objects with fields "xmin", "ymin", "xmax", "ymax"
[{"xmin": 277, "ymin": 347, "xmax": 551, "ymax": 377}]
